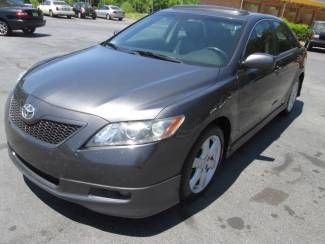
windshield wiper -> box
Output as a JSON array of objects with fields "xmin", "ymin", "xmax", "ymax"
[{"xmin": 133, "ymin": 50, "xmax": 183, "ymax": 63}]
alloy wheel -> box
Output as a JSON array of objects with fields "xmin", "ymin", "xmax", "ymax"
[
  {"xmin": 287, "ymin": 82, "xmax": 299, "ymax": 113},
  {"xmin": 189, "ymin": 135, "xmax": 222, "ymax": 194},
  {"xmin": 0, "ymin": 21, "xmax": 9, "ymax": 36}
]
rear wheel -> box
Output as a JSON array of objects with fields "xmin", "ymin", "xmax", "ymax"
[
  {"xmin": 180, "ymin": 126, "xmax": 224, "ymax": 200},
  {"xmin": 118, "ymin": 18, "xmax": 123, "ymax": 21},
  {"xmin": 49, "ymin": 10, "xmax": 53, "ymax": 17},
  {"xmin": 92, "ymin": 15, "xmax": 96, "ymax": 20},
  {"xmin": 67, "ymin": 15, "xmax": 72, "ymax": 19},
  {"xmin": 0, "ymin": 20, "xmax": 10, "ymax": 36},
  {"xmin": 22, "ymin": 27, "xmax": 36, "ymax": 34},
  {"xmin": 305, "ymin": 41, "xmax": 313, "ymax": 51},
  {"xmin": 283, "ymin": 81, "xmax": 299, "ymax": 115}
]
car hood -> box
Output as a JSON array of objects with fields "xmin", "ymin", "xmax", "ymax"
[{"xmin": 19, "ymin": 45, "xmax": 219, "ymax": 122}]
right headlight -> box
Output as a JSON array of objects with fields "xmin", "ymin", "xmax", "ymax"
[{"xmin": 86, "ymin": 115, "xmax": 185, "ymax": 147}]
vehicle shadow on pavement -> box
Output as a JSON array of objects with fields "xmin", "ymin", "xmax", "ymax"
[
  {"xmin": 25, "ymin": 101, "xmax": 304, "ymax": 237},
  {"xmin": 8, "ymin": 32, "xmax": 51, "ymax": 38}
]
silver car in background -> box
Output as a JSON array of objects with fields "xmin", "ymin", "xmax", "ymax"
[{"xmin": 95, "ymin": 5, "xmax": 124, "ymax": 21}]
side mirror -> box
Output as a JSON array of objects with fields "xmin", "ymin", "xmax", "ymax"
[{"xmin": 242, "ymin": 53, "xmax": 275, "ymax": 71}]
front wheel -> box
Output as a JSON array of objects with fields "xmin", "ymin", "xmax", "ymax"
[
  {"xmin": 67, "ymin": 15, "xmax": 72, "ymax": 19},
  {"xmin": 283, "ymin": 81, "xmax": 299, "ymax": 115},
  {"xmin": 23, "ymin": 27, "xmax": 36, "ymax": 35},
  {"xmin": 180, "ymin": 126, "xmax": 224, "ymax": 200},
  {"xmin": 118, "ymin": 18, "xmax": 123, "ymax": 21},
  {"xmin": 92, "ymin": 15, "xmax": 96, "ymax": 20}
]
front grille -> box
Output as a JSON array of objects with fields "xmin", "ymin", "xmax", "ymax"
[{"xmin": 9, "ymin": 97, "xmax": 81, "ymax": 145}]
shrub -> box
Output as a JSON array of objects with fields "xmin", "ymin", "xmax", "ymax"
[
  {"xmin": 30, "ymin": 0, "xmax": 39, "ymax": 8},
  {"xmin": 284, "ymin": 20, "xmax": 311, "ymax": 41},
  {"xmin": 121, "ymin": 1, "xmax": 134, "ymax": 13}
]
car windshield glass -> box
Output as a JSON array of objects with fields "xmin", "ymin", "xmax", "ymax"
[
  {"xmin": 54, "ymin": 1, "xmax": 67, "ymax": 5},
  {"xmin": 1, "ymin": 0, "xmax": 24, "ymax": 6},
  {"xmin": 111, "ymin": 6, "xmax": 120, "ymax": 10},
  {"xmin": 314, "ymin": 22, "xmax": 325, "ymax": 32},
  {"xmin": 108, "ymin": 12, "xmax": 244, "ymax": 67}
]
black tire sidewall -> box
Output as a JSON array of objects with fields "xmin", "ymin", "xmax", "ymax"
[{"xmin": 180, "ymin": 126, "xmax": 224, "ymax": 200}]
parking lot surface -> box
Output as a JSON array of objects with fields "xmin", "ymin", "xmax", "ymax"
[{"xmin": 1, "ymin": 16, "xmax": 325, "ymax": 244}]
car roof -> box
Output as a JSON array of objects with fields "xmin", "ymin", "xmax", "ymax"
[{"xmin": 164, "ymin": 5, "xmax": 280, "ymax": 22}]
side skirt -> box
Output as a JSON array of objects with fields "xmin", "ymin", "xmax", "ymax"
[{"xmin": 226, "ymin": 104, "xmax": 286, "ymax": 158}]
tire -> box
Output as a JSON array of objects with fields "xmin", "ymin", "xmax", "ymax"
[
  {"xmin": 0, "ymin": 20, "xmax": 10, "ymax": 36},
  {"xmin": 22, "ymin": 27, "xmax": 36, "ymax": 35},
  {"xmin": 77, "ymin": 12, "xmax": 81, "ymax": 18},
  {"xmin": 306, "ymin": 41, "xmax": 313, "ymax": 51},
  {"xmin": 106, "ymin": 14, "xmax": 110, "ymax": 20},
  {"xmin": 180, "ymin": 126, "xmax": 225, "ymax": 200},
  {"xmin": 92, "ymin": 15, "xmax": 96, "ymax": 20},
  {"xmin": 118, "ymin": 18, "xmax": 123, "ymax": 21},
  {"xmin": 67, "ymin": 15, "xmax": 72, "ymax": 19},
  {"xmin": 283, "ymin": 81, "xmax": 299, "ymax": 115}
]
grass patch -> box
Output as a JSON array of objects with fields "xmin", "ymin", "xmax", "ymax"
[{"xmin": 125, "ymin": 12, "xmax": 148, "ymax": 20}]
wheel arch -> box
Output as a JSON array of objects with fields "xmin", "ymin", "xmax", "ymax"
[{"xmin": 298, "ymin": 72, "xmax": 304, "ymax": 97}]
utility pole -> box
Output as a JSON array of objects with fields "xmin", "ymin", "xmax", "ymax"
[{"xmin": 240, "ymin": 0, "xmax": 244, "ymax": 9}]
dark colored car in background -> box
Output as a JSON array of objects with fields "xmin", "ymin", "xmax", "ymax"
[
  {"xmin": 0, "ymin": 0, "xmax": 45, "ymax": 36},
  {"xmin": 5, "ymin": 5, "xmax": 306, "ymax": 218},
  {"xmin": 305, "ymin": 21, "xmax": 325, "ymax": 50},
  {"xmin": 72, "ymin": 2, "xmax": 96, "ymax": 19}
]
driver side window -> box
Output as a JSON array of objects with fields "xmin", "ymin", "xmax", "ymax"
[{"xmin": 245, "ymin": 21, "xmax": 275, "ymax": 58}]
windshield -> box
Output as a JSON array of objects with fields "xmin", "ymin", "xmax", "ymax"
[
  {"xmin": 0, "ymin": 0, "xmax": 24, "ymax": 6},
  {"xmin": 54, "ymin": 1, "xmax": 67, "ymax": 5},
  {"xmin": 108, "ymin": 12, "xmax": 244, "ymax": 67},
  {"xmin": 313, "ymin": 22, "xmax": 325, "ymax": 33}
]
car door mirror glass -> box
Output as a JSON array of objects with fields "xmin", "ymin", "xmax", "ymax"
[{"xmin": 242, "ymin": 53, "xmax": 275, "ymax": 71}]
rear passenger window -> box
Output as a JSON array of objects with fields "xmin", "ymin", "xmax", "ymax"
[
  {"xmin": 273, "ymin": 21, "xmax": 298, "ymax": 54},
  {"xmin": 245, "ymin": 21, "xmax": 275, "ymax": 58}
]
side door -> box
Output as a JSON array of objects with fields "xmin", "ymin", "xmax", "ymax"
[
  {"xmin": 44, "ymin": 1, "xmax": 50, "ymax": 15},
  {"xmin": 237, "ymin": 20, "xmax": 278, "ymax": 135},
  {"xmin": 271, "ymin": 21, "xmax": 301, "ymax": 106}
]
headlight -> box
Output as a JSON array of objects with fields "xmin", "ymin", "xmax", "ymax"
[
  {"xmin": 313, "ymin": 34, "xmax": 320, "ymax": 39},
  {"xmin": 86, "ymin": 116, "xmax": 185, "ymax": 147}
]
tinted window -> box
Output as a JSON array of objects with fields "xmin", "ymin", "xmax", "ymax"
[
  {"xmin": 245, "ymin": 20, "xmax": 275, "ymax": 58},
  {"xmin": 273, "ymin": 21, "xmax": 297, "ymax": 54},
  {"xmin": 0, "ymin": 0, "xmax": 24, "ymax": 6},
  {"xmin": 110, "ymin": 13, "xmax": 244, "ymax": 67}
]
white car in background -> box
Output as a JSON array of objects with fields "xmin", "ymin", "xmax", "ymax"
[
  {"xmin": 38, "ymin": 0, "xmax": 74, "ymax": 19},
  {"xmin": 95, "ymin": 5, "xmax": 124, "ymax": 21}
]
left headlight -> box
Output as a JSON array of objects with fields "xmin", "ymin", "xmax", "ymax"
[{"xmin": 86, "ymin": 115, "xmax": 185, "ymax": 147}]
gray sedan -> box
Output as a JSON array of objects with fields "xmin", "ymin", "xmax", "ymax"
[{"xmin": 95, "ymin": 5, "xmax": 124, "ymax": 21}]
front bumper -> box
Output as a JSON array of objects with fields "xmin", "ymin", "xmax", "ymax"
[
  {"xmin": 8, "ymin": 146, "xmax": 180, "ymax": 218},
  {"xmin": 5, "ymin": 93, "xmax": 193, "ymax": 218},
  {"xmin": 310, "ymin": 39, "xmax": 325, "ymax": 48},
  {"xmin": 54, "ymin": 11, "xmax": 75, "ymax": 16},
  {"xmin": 8, "ymin": 19, "xmax": 46, "ymax": 30}
]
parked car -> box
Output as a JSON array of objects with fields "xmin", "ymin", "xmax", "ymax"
[
  {"xmin": 24, "ymin": 3, "xmax": 32, "ymax": 8},
  {"xmin": 305, "ymin": 20, "xmax": 325, "ymax": 50},
  {"xmin": 0, "ymin": 0, "xmax": 45, "ymax": 36},
  {"xmin": 38, "ymin": 0, "xmax": 74, "ymax": 19},
  {"xmin": 5, "ymin": 5, "xmax": 306, "ymax": 218},
  {"xmin": 73, "ymin": 2, "xmax": 96, "ymax": 19},
  {"xmin": 95, "ymin": 5, "xmax": 124, "ymax": 21}
]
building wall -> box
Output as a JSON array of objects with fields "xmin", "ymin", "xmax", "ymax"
[{"xmin": 201, "ymin": 0, "xmax": 325, "ymax": 24}]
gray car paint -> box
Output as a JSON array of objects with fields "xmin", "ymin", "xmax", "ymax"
[{"xmin": 5, "ymin": 6, "xmax": 306, "ymax": 218}]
